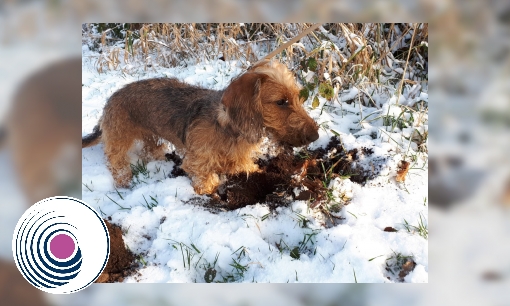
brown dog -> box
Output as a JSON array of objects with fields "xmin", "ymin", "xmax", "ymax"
[{"xmin": 82, "ymin": 60, "xmax": 319, "ymax": 194}]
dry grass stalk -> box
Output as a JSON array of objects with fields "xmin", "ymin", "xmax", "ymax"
[{"xmin": 395, "ymin": 23, "xmax": 418, "ymax": 105}]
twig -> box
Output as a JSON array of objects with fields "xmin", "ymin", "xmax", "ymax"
[{"xmin": 253, "ymin": 23, "xmax": 322, "ymax": 65}]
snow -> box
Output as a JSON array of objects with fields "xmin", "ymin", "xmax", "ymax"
[
  {"xmin": 339, "ymin": 87, "xmax": 359, "ymax": 102},
  {"xmin": 81, "ymin": 47, "xmax": 428, "ymax": 283}
]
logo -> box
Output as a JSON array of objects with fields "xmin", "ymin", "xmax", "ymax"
[{"xmin": 12, "ymin": 197, "xmax": 109, "ymax": 294}]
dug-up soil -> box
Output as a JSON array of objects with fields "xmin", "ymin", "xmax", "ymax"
[
  {"xmin": 95, "ymin": 220, "xmax": 137, "ymax": 283},
  {"xmin": 180, "ymin": 136, "xmax": 384, "ymax": 211}
]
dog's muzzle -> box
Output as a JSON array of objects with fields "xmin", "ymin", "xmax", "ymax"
[{"xmin": 305, "ymin": 128, "xmax": 319, "ymax": 143}]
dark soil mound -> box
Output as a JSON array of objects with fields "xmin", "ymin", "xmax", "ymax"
[
  {"xmin": 182, "ymin": 136, "xmax": 386, "ymax": 211},
  {"xmin": 166, "ymin": 152, "xmax": 186, "ymax": 177},
  {"xmin": 95, "ymin": 220, "xmax": 137, "ymax": 283},
  {"xmin": 219, "ymin": 151, "xmax": 306, "ymax": 209}
]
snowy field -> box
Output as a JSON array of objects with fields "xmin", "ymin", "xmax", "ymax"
[{"xmin": 82, "ymin": 45, "xmax": 428, "ymax": 283}]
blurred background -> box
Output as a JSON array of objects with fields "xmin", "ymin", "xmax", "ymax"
[{"xmin": 0, "ymin": 0, "xmax": 509, "ymax": 305}]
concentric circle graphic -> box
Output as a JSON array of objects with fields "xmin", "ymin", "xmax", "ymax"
[{"xmin": 12, "ymin": 197, "xmax": 109, "ymax": 294}]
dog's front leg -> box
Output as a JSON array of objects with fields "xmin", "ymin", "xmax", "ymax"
[
  {"xmin": 181, "ymin": 156, "xmax": 220, "ymax": 195},
  {"xmin": 191, "ymin": 172, "xmax": 220, "ymax": 195}
]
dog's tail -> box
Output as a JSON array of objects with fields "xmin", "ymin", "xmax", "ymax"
[{"xmin": 82, "ymin": 124, "xmax": 102, "ymax": 148}]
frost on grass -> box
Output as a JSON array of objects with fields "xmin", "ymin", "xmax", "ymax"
[{"xmin": 82, "ymin": 23, "xmax": 428, "ymax": 283}]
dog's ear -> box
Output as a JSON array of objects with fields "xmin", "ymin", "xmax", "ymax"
[{"xmin": 221, "ymin": 72, "xmax": 265, "ymax": 143}]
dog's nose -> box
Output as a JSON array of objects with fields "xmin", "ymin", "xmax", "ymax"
[{"xmin": 306, "ymin": 129, "xmax": 319, "ymax": 143}]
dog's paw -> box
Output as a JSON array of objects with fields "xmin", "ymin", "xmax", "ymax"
[
  {"xmin": 244, "ymin": 163, "xmax": 261, "ymax": 173},
  {"xmin": 209, "ymin": 192, "xmax": 221, "ymax": 201}
]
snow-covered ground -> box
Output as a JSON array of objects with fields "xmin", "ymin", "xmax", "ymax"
[{"xmin": 82, "ymin": 47, "xmax": 428, "ymax": 283}]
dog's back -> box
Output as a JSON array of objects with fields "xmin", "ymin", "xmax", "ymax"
[
  {"xmin": 83, "ymin": 78, "xmax": 223, "ymax": 149},
  {"xmin": 105, "ymin": 78, "xmax": 223, "ymax": 146}
]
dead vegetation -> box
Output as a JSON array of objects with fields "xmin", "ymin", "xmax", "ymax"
[{"xmin": 83, "ymin": 23, "xmax": 428, "ymax": 87}]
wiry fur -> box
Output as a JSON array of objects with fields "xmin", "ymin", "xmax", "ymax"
[{"xmin": 82, "ymin": 60, "xmax": 319, "ymax": 194}]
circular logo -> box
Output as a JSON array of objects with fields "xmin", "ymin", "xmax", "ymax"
[{"xmin": 12, "ymin": 197, "xmax": 109, "ymax": 294}]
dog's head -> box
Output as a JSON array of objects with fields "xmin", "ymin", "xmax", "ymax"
[{"xmin": 220, "ymin": 60, "xmax": 319, "ymax": 147}]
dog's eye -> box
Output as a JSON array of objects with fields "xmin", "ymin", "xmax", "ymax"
[{"xmin": 276, "ymin": 99, "xmax": 288, "ymax": 106}]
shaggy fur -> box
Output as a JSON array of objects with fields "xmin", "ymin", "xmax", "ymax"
[{"xmin": 82, "ymin": 60, "xmax": 319, "ymax": 194}]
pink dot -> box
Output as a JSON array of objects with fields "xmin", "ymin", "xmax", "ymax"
[{"xmin": 49, "ymin": 234, "xmax": 75, "ymax": 259}]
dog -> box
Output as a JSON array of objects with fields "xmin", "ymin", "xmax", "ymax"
[{"xmin": 82, "ymin": 60, "xmax": 319, "ymax": 194}]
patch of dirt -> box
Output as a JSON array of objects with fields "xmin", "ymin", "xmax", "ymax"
[
  {"xmin": 384, "ymin": 253, "xmax": 416, "ymax": 282},
  {"xmin": 182, "ymin": 136, "xmax": 386, "ymax": 212},
  {"xmin": 362, "ymin": 147, "xmax": 374, "ymax": 156},
  {"xmin": 384, "ymin": 227, "xmax": 398, "ymax": 232},
  {"xmin": 187, "ymin": 152, "xmax": 302, "ymax": 211},
  {"xmin": 160, "ymin": 216, "xmax": 167, "ymax": 224},
  {"xmin": 166, "ymin": 152, "xmax": 186, "ymax": 177},
  {"xmin": 222, "ymin": 152, "xmax": 305, "ymax": 210},
  {"xmin": 95, "ymin": 220, "xmax": 137, "ymax": 283}
]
